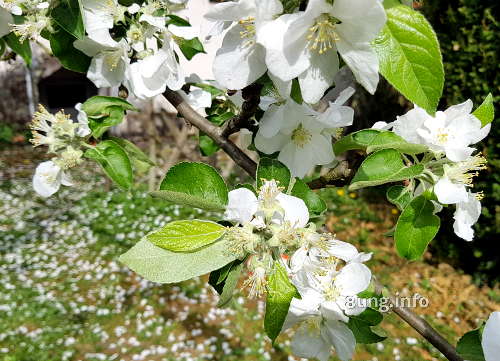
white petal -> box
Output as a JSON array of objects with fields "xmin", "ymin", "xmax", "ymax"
[
  {"xmin": 322, "ymin": 319, "xmax": 356, "ymax": 361},
  {"xmin": 444, "ymin": 146, "xmax": 475, "ymax": 163},
  {"xmin": 258, "ymin": 104, "xmax": 288, "ymax": 138},
  {"xmin": 326, "ymin": 240, "xmax": 359, "ymax": 262},
  {"xmin": 169, "ymin": 24, "xmax": 198, "ymax": 40},
  {"xmin": 204, "ymin": 0, "xmax": 255, "ymax": 22},
  {"xmin": 291, "ymin": 323, "xmax": 331, "ymax": 361},
  {"xmin": 333, "ymin": 0, "xmax": 387, "ymax": 43},
  {"xmin": 392, "ymin": 106, "xmax": 429, "ymax": 145},
  {"xmin": 254, "ymin": 132, "xmax": 290, "ymax": 155},
  {"xmin": 443, "ymin": 99, "xmax": 473, "ymax": 120},
  {"xmin": 276, "ymin": 193, "xmax": 310, "ymax": 228},
  {"xmin": 316, "ymin": 103, "xmax": 354, "ymax": 129},
  {"xmin": 278, "ymin": 142, "xmax": 314, "ymax": 178},
  {"xmin": 33, "ymin": 161, "xmax": 62, "ymax": 198},
  {"xmin": 255, "ymin": 0, "xmax": 283, "ymax": 23},
  {"xmin": 482, "ymin": 311, "xmax": 500, "ymax": 361},
  {"xmin": 283, "ymin": 296, "xmax": 321, "ymax": 330},
  {"xmin": 336, "ymin": 40, "xmax": 379, "ymax": 94},
  {"xmin": 337, "ymin": 263, "xmax": 372, "ymax": 296},
  {"xmin": 183, "ymin": 88, "xmax": 212, "ymax": 110},
  {"xmin": 299, "ymin": 49, "xmax": 340, "ymax": 104},
  {"xmin": 223, "ymin": 188, "xmax": 258, "ymax": 224},
  {"xmin": 434, "ymin": 176, "xmax": 468, "ymax": 205},
  {"xmin": 258, "ymin": 13, "xmax": 310, "ymax": 82},
  {"xmin": 372, "ymin": 121, "xmax": 393, "ymax": 130},
  {"xmin": 213, "ymin": 25, "xmax": 267, "ymax": 90},
  {"xmin": 320, "ymin": 300, "xmax": 349, "ymax": 323},
  {"xmin": 268, "ymin": 72, "xmax": 292, "ymax": 100},
  {"xmin": 453, "ymin": 193, "xmax": 481, "ymax": 242}
]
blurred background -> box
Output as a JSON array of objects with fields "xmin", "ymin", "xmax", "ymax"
[{"xmin": 0, "ymin": 0, "xmax": 498, "ymax": 360}]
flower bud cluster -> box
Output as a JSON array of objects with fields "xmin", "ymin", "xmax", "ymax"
[{"xmin": 2, "ymin": 1, "xmax": 52, "ymax": 41}]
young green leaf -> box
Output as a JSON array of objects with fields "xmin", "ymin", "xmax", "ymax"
[
  {"xmin": 50, "ymin": 25, "xmax": 90, "ymax": 73},
  {"xmin": 264, "ymin": 262, "xmax": 300, "ymax": 344},
  {"xmin": 472, "ymin": 93, "xmax": 494, "ymax": 127},
  {"xmin": 119, "ymin": 238, "xmax": 238, "ymax": 284},
  {"xmin": 84, "ymin": 140, "xmax": 133, "ymax": 189},
  {"xmin": 257, "ymin": 158, "xmax": 292, "ymax": 191},
  {"xmin": 291, "ymin": 178, "xmax": 327, "ymax": 216},
  {"xmin": 152, "ymin": 162, "xmax": 228, "ymax": 211},
  {"xmin": 199, "ymin": 133, "xmax": 220, "ymax": 156},
  {"xmin": 209, "ymin": 260, "xmax": 244, "ymax": 307},
  {"xmin": 109, "ymin": 137, "xmax": 155, "ymax": 166},
  {"xmin": 334, "ymin": 129, "xmax": 427, "ymax": 155},
  {"xmin": 177, "ymin": 37, "xmax": 206, "ymax": 61},
  {"xmin": 51, "ymin": 0, "xmax": 85, "ymax": 39},
  {"xmin": 386, "ymin": 185, "xmax": 413, "ymax": 211},
  {"xmin": 82, "ymin": 96, "xmax": 136, "ymax": 138},
  {"xmin": 372, "ymin": 5, "xmax": 444, "ymax": 114},
  {"xmin": 348, "ymin": 317, "xmax": 386, "ymax": 344},
  {"xmin": 395, "ymin": 195, "xmax": 441, "ymax": 260},
  {"xmin": 146, "ymin": 220, "xmax": 226, "ymax": 252},
  {"xmin": 349, "ymin": 149, "xmax": 424, "ymax": 191},
  {"xmin": 4, "ymin": 33, "xmax": 32, "ymax": 66},
  {"xmin": 456, "ymin": 327, "xmax": 485, "ymax": 361}
]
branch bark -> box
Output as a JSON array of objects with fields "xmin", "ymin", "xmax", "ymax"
[
  {"xmin": 373, "ymin": 279, "xmax": 464, "ymax": 361},
  {"xmin": 162, "ymin": 88, "xmax": 257, "ymax": 176},
  {"xmin": 162, "ymin": 87, "xmax": 463, "ymax": 361},
  {"xmin": 221, "ymin": 83, "xmax": 263, "ymax": 138}
]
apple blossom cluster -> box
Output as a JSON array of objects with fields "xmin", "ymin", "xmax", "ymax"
[
  {"xmin": 30, "ymin": 104, "xmax": 90, "ymax": 197},
  {"xmin": 206, "ymin": 0, "xmax": 386, "ymax": 103},
  {"xmin": 223, "ymin": 180, "xmax": 373, "ymax": 361},
  {"xmin": 0, "ymin": 0, "xmax": 51, "ymax": 40},
  {"xmin": 72, "ymin": 0, "xmax": 193, "ymax": 99},
  {"xmin": 375, "ymin": 100, "xmax": 491, "ymax": 241}
]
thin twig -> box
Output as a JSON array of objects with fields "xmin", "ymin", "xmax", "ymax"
[
  {"xmin": 221, "ymin": 83, "xmax": 263, "ymax": 138},
  {"xmin": 373, "ymin": 279, "xmax": 464, "ymax": 361},
  {"xmin": 162, "ymin": 88, "xmax": 257, "ymax": 176}
]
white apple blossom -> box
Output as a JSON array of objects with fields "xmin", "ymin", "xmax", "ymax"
[
  {"xmin": 0, "ymin": 0, "xmax": 22, "ymax": 15},
  {"xmin": 258, "ymin": 0, "xmax": 386, "ymax": 103},
  {"xmin": 80, "ymin": 0, "xmax": 126, "ymax": 35},
  {"xmin": 224, "ymin": 180, "xmax": 309, "ymax": 228},
  {"xmin": 283, "ymin": 261, "xmax": 371, "ymax": 361},
  {"xmin": 255, "ymin": 88, "xmax": 354, "ymax": 178},
  {"xmin": 205, "ymin": 0, "xmax": 283, "ymax": 90},
  {"xmin": 453, "ymin": 192, "xmax": 482, "ymax": 242},
  {"xmin": 482, "ymin": 311, "xmax": 500, "ymax": 361},
  {"xmin": 74, "ymin": 30, "xmax": 131, "ymax": 88},
  {"xmin": 393, "ymin": 101, "xmax": 491, "ymax": 162},
  {"xmin": 433, "ymin": 154, "xmax": 487, "ymax": 205},
  {"xmin": 33, "ymin": 161, "xmax": 74, "ymax": 198}
]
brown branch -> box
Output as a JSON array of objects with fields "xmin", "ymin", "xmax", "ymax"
[
  {"xmin": 221, "ymin": 83, "xmax": 263, "ymax": 138},
  {"xmin": 162, "ymin": 88, "xmax": 257, "ymax": 176},
  {"xmin": 373, "ymin": 279, "xmax": 464, "ymax": 361}
]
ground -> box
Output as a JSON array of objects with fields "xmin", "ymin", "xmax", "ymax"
[{"xmin": 0, "ymin": 146, "xmax": 498, "ymax": 361}]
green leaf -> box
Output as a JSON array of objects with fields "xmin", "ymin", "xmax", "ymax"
[
  {"xmin": 209, "ymin": 260, "xmax": 244, "ymax": 307},
  {"xmin": 395, "ymin": 194, "xmax": 440, "ymax": 260},
  {"xmin": 199, "ymin": 133, "xmax": 220, "ymax": 156},
  {"xmin": 82, "ymin": 96, "xmax": 136, "ymax": 138},
  {"xmin": 50, "ymin": 25, "xmax": 90, "ymax": 73},
  {"xmin": 4, "ymin": 33, "xmax": 31, "ymax": 66},
  {"xmin": 257, "ymin": 158, "xmax": 291, "ymax": 191},
  {"xmin": 146, "ymin": 220, "xmax": 226, "ymax": 252},
  {"xmin": 334, "ymin": 129, "xmax": 427, "ymax": 155},
  {"xmin": 373, "ymin": 5, "xmax": 444, "ymax": 114},
  {"xmin": 166, "ymin": 14, "xmax": 191, "ymax": 27},
  {"xmin": 109, "ymin": 137, "xmax": 155, "ymax": 166},
  {"xmin": 264, "ymin": 262, "xmax": 300, "ymax": 344},
  {"xmin": 119, "ymin": 238, "xmax": 238, "ymax": 284},
  {"xmin": 473, "ymin": 93, "xmax": 494, "ymax": 127},
  {"xmin": 291, "ymin": 178, "xmax": 326, "ymax": 216},
  {"xmin": 177, "ymin": 37, "xmax": 205, "ymax": 61},
  {"xmin": 386, "ymin": 185, "xmax": 412, "ymax": 211},
  {"xmin": 290, "ymin": 78, "xmax": 303, "ymax": 104},
  {"xmin": 456, "ymin": 328, "xmax": 485, "ymax": 361},
  {"xmin": 152, "ymin": 162, "xmax": 228, "ymax": 211},
  {"xmin": 206, "ymin": 111, "xmax": 234, "ymax": 126},
  {"xmin": 51, "ymin": 0, "xmax": 85, "ymax": 39},
  {"xmin": 348, "ymin": 318, "xmax": 386, "ymax": 344},
  {"xmin": 349, "ymin": 149, "xmax": 424, "ymax": 191},
  {"xmin": 84, "ymin": 140, "xmax": 133, "ymax": 189},
  {"xmin": 350, "ymin": 308, "xmax": 384, "ymax": 326}
]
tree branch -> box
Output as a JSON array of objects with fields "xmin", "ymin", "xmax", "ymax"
[
  {"xmin": 373, "ymin": 279, "xmax": 464, "ymax": 361},
  {"xmin": 221, "ymin": 83, "xmax": 263, "ymax": 138},
  {"xmin": 162, "ymin": 88, "xmax": 257, "ymax": 176}
]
